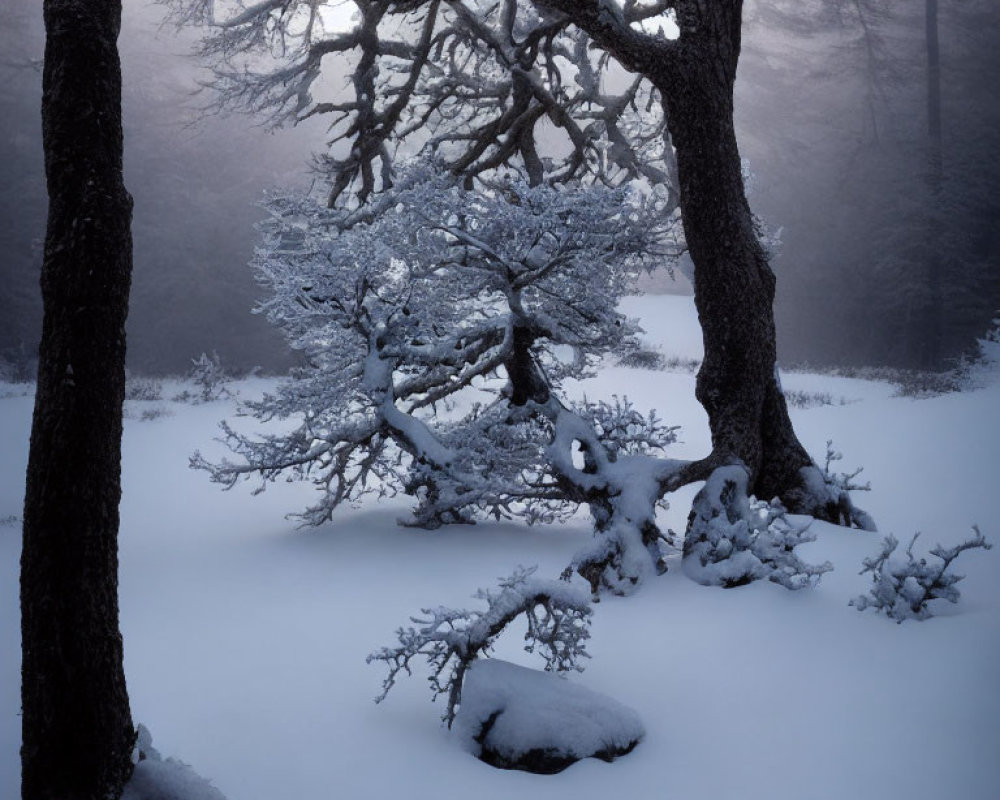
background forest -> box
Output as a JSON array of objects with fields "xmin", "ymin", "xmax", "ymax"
[{"xmin": 1, "ymin": 0, "xmax": 997, "ymax": 376}]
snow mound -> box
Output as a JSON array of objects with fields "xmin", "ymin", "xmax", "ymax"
[
  {"xmin": 454, "ymin": 659, "xmax": 644, "ymax": 774},
  {"xmin": 122, "ymin": 725, "xmax": 229, "ymax": 800}
]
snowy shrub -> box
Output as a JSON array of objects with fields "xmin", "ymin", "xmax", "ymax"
[
  {"xmin": 619, "ymin": 346, "xmax": 701, "ymax": 374},
  {"xmin": 892, "ymin": 370, "xmax": 962, "ymax": 398},
  {"xmin": 784, "ymin": 363, "xmax": 960, "ymax": 398},
  {"xmin": 124, "ymin": 404, "xmax": 173, "ymax": 423},
  {"xmin": 617, "ymin": 345, "xmax": 667, "ymax": 370},
  {"xmin": 783, "ymin": 390, "xmax": 843, "ymax": 409},
  {"xmin": 175, "ymin": 351, "xmax": 232, "ymax": 403},
  {"xmin": 980, "ymin": 314, "xmax": 1000, "ymax": 355},
  {"xmin": 661, "ymin": 355, "xmax": 702, "ymax": 374},
  {"xmin": 850, "ymin": 527, "xmax": 992, "ymax": 622},
  {"xmin": 818, "ymin": 440, "xmax": 869, "ymax": 494},
  {"xmin": 953, "ymin": 313, "xmax": 1000, "ymax": 389},
  {"xmin": 367, "ymin": 566, "xmax": 592, "ymax": 725},
  {"xmin": 572, "ymin": 396, "xmax": 678, "ymax": 462},
  {"xmin": 683, "ymin": 467, "xmax": 832, "ymax": 589},
  {"xmin": 125, "ymin": 373, "xmax": 164, "ymax": 402}
]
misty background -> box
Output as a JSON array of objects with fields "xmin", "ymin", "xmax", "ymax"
[{"xmin": 1, "ymin": 0, "xmax": 997, "ymax": 375}]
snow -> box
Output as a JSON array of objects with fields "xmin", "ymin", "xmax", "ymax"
[
  {"xmin": 123, "ymin": 726, "xmax": 229, "ymax": 800},
  {"xmin": 1, "ymin": 295, "xmax": 999, "ymax": 799},
  {"xmin": 453, "ymin": 659, "xmax": 643, "ymax": 770}
]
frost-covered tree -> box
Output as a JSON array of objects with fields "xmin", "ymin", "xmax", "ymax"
[
  {"xmin": 196, "ymin": 169, "xmax": 683, "ymax": 589},
  {"xmin": 168, "ymin": 0, "xmax": 873, "ymax": 560},
  {"xmin": 195, "ymin": 166, "xmax": 832, "ymax": 591}
]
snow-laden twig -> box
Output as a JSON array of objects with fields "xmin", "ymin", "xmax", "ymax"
[
  {"xmin": 786, "ymin": 440, "xmax": 876, "ymax": 532},
  {"xmin": 822, "ymin": 440, "xmax": 870, "ymax": 494}
]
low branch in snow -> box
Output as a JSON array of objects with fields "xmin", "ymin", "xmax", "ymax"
[
  {"xmin": 786, "ymin": 442, "xmax": 876, "ymax": 532},
  {"xmin": 367, "ymin": 566, "xmax": 592, "ymax": 725}
]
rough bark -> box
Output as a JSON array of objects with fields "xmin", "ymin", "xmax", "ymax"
[
  {"xmin": 20, "ymin": 1, "xmax": 135, "ymax": 798},
  {"xmin": 648, "ymin": 3, "xmax": 819, "ymax": 514}
]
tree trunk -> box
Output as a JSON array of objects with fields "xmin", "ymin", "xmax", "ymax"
[
  {"xmin": 650, "ymin": 1, "xmax": 834, "ymax": 518},
  {"xmin": 21, "ymin": 1, "xmax": 135, "ymax": 798},
  {"xmin": 525, "ymin": 0, "xmax": 868, "ymax": 527}
]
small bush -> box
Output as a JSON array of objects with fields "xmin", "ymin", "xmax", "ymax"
[
  {"xmin": 618, "ymin": 345, "xmax": 700, "ymax": 374},
  {"xmin": 125, "ymin": 373, "xmax": 164, "ymax": 402},
  {"xmin": 783, "ymin": 390, "xmax": 845, "ymax": 409},
  {"xmin": 683, "ymin": 467, "xmax": 832, "ymax": 590},
  {"xmin": 850, "ymin": 527, "xmax": 991, "ymax": 622},
  {"xmin": 173, "ymin": 351, "xmax": 232, "ymax": 404},
  {"xmin": 618, "ymin": 347, "xmax": 666, "ymax": 370}
]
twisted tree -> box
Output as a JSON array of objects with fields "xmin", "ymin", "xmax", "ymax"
[{"xmin": 169, "ymin": 0, "xmax": 872, "ymax": 579}]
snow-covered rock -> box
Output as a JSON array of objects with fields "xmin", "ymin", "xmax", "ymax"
[{"xmin": 454, "ymin": 659, "xmax": 644, "ymax": 774}]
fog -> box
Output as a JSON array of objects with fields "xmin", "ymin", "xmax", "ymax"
[
  {"xmin": 738, "ymin": 0, "xmax": 1000, "ymax": 369},
  {"xmin": 1, "ymin": 1, "xmax": 320, "ymax": 374},
  {"xmin": 1, "ymin": 1, "xmax": 997, "ymax": 375}
]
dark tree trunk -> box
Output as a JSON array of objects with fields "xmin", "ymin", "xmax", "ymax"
[
  {"xmin": 21, "ymin": 1, "xmax": 135, "ymax": 798},
  {"xmin": 536, "ymin": 0, "xmax": 861, "ymax": 524},
  {"xmin": 647, "ymin": 2, "xmax": 823, "ymax": 515}
]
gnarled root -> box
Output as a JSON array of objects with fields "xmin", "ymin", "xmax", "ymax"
[
  {"xmin": 782, "ymin": 464, "xmax": 876, "ymax": 532},
  {"xmin": 682, "ymin": 465, "xmax": 832, "ymax": 589}
]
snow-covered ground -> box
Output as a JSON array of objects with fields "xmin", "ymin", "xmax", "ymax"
[{"xmin": 1, "ymin": 295, "xmax": 998, "ymax": 799}]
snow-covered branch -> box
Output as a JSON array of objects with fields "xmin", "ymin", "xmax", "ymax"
[{"xmin": 367, "ymin": 566, "xmax": 592, "ymax": 724}]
